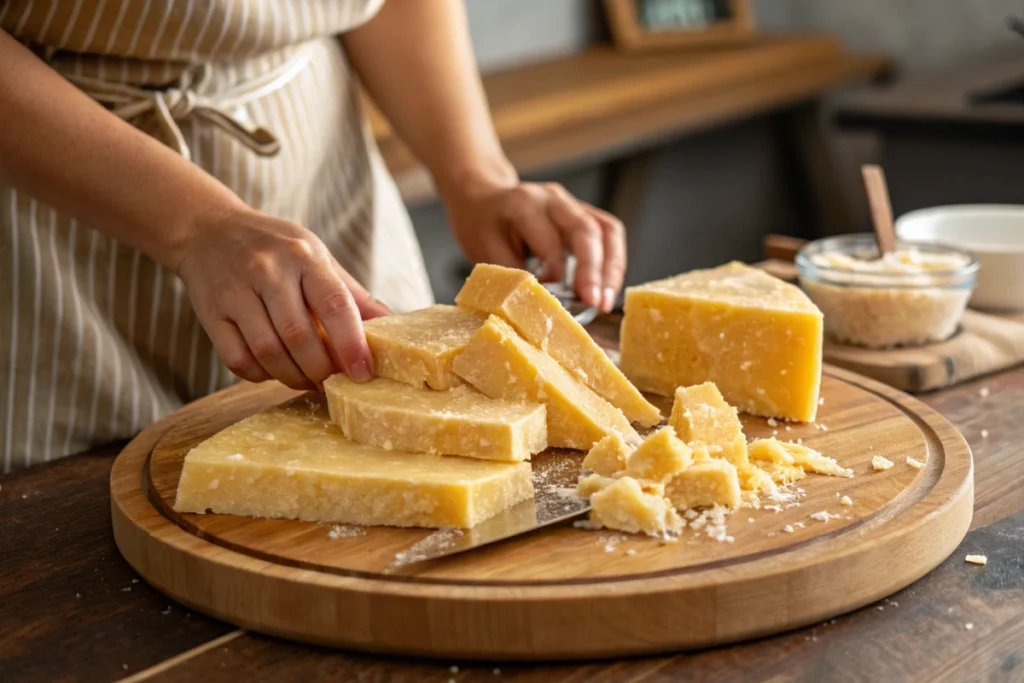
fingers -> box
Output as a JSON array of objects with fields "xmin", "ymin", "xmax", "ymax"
[
  {"xmin": 332, "ymin": 260, "xmax": 392, "ymax": 320},
  {"xmin": 262, "ymin": 283, "xmax": 336, "ymax": 388},
  {"xmin": 302, "ymin": 263, "xmax": 374, "ymax": 382},
  {"xmin": 586, "ymin": 204, "xmax": 627, "ymax": 312},
  {"xmin": 501, "ymin": 185, "xmax": 566, "ymax": 282},
  {"xmin": 203, "ymin": 317, "xmax": 271, "ymax": 384},
  {"xmin": 231, "ymin": 291, "xmax": 315, "ymax": 391},
  {"xmin": 545, "ymin": 184, "xmax": 604, "ymax": 309}
]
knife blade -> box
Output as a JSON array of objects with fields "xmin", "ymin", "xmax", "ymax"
[{"xmin": 386, "ymin": 451, "xmax": 590, "ymax": 572}]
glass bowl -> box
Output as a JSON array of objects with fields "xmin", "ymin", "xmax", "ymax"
[{"xmin": 796, "ymin": 234, "xmax": 979, "ymax": 349}]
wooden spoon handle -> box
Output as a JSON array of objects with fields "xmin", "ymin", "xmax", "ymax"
[{"xmin": 861, "ymin": 164, "xmax": 898, "ymax": 255}]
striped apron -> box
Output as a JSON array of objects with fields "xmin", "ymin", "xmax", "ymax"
[{"xmin": 0, "ymin": 0, "xmax": 435, "ymax": 471}]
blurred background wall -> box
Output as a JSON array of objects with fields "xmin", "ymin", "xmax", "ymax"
[{"xmin": 406, "ymin": 0, "xmax": 1024, "ymax": 303}]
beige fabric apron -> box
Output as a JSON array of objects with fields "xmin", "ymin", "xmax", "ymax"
[{"xmin": 0, "ymin": 0, "xmax": 435, "ymax": 472}]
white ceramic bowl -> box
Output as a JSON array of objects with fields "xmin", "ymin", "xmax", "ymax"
[{"xmin": 896, "ymin": 204, "xmax": 1024, "ymax": 311}]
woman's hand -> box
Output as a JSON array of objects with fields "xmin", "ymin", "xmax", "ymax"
[
  {"xmin": 176, "ymin": 206, "xmax": 390, "ymax": 390},
  {"xmin": 444, "ymin": 179, "xmax": 627, "ymax": 313}
]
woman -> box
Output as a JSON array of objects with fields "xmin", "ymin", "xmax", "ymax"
[{"xmin": 0, "ymin": 0, "xmax": 627, "ymax": 472}]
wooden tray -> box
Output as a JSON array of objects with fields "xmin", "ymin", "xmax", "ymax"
[
  {"xmin": 110, "ymin": 366, "xmax": 972, "ymax": 661},
  {"xmin": 760, "ymin": 236, "xmax": 1024, "ymax": 393}
]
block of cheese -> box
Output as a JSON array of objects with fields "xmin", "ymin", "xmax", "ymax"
[
  {"xmin": 620, "ymin": 262, "xmax": 823, "ymax": 422},
  {"xmin": 669, "ymin": 382, "xmax": 748, "ymax": 467},
  {"xmin": 588, "ymin": 477, "xmax": 683, "ymax": 536},
  {"xmin": 665, "ymin": 460, "xmax": 742, "ymax": 509},
  {"xmin": 581, "ymin": 433, "xmax": 632, "ymax": 476},
  {"xmin": 364, "ymin": 305, "xmax": 485, "ymax": 390},
  {"xmin": 777, "ymin": 441, "xmax": 855, "ymax": 478},
  {"xmin": 452, "ymin": 315, "xmax": 640, "ymax": 450},
  {"xmin": 577, "ymin": 473, "xmax": 665, "ymax": 498},
  {"xmin": 323, "ymin": 374, "xmax": 546, "ymax": 463},
  {"xmin": 173, "ymin": 395, "xmax": 533, "ymax": 529},
  {"xmin": 747, "ymin": 437, "xmax": 796, "ymax": 466},
  {"xmin": 456, "ymin": 264, "xmax": 661, "ymax": 427},
  {"xmin": 622, "ymin": 427, "xmax": 692, "ymax": 483}
]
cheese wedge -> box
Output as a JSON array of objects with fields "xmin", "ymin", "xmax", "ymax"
[
  {"xmin": 456, "ymin": 263, "xmax": 661, "ymax": 427},
  {"xmin": 581, "ymin": 433, "xmax": 632, "ymax": 476},
  {"xmin": 665, "ymin": 460, "xmax": 742, "ymax": 509},
  {"xmin": 669, "ymin": 382, "xmax": 748, "ymax": 466},
  {"xmin": 173, "ymin": 395, "xmax": 533, "ymax": 529},
  {"xmin": 622, "ymin": 427, "xmax": 692, "ymax": 483},
  {"xmin": 364, "ymin": 305, "xmax": 485, "ymax": 390},
  {"xmin": 620, "ymin": 262, "xmax": 823, "ymax": 422},
  {"xmin": 323, "ymin": 374, "xmax": 546, "ymax": 463},
  {"xmin": 588, "ymin": 477, "xmax": 683, "ymax": 536},
  {"xmin": 453, "ymin": 315, "xmax": 640, "ymax": 450}
]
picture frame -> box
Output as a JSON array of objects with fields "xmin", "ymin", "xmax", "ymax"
[{"xmin": 603, "ymin": 0, "xmax": 756, "ymax": 52}]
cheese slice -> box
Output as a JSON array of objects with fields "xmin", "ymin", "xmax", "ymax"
[
  {"xmin": 453, "ymin": 315, "xmax": 640, "ymax": 450},
  {"xmin": 669, "ymin": 382, "xmax": 748, "ymax": 466},
  {"xmin": 581, "ymin": 434, "xmax": 632, "ymax": 476},
  {"xmin": 620, "ymin": 262, "xmax": 823, "ymax": 422},
  {"xmin": 621, "ymin": 427, "xmax": 692, "ymax": 483},
  {"xmin": 588, "ymin": 477, "xmax": 683, "ymax": 536},
  {"xmin": 173, "ymin": 395, "xmax": 533, "ymax": 529},
  {"xmin": 364, "ymin": 305, "xmax": 485, "ymax": 390},
  {"xmin": 323, "ymin": 374, "xmax": 546, "ymax": 463},
  {"xmin": 455, "ymin": 264, "xmax": 661, "ymax": 427},
  {"xmin": 665, "ymin": 460, "xmax": 742, "ymax": 509}
]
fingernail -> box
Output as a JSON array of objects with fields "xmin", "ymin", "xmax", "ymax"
[
  {"xmin": 350, "ymin": 358, "xmax": 372, "ymax": 382},
  {"xmin": 603, "ymin": 287, "xmax": 616, "ymax": 312},
  {"xmin": 589, "ymin": 286, "xmax": 601, "ymax": 307}
]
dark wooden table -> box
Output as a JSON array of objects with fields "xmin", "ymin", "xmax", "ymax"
[{"xmin": 3, "ymin": 319, "xmax": 1023, "ymax": 683}]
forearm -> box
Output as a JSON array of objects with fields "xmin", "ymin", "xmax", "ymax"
[
  {"xmin": 0, "ymin": 31, "xmax": 246, "ymax": 272},
  {"xmin": 341, "ymin": 0, "xmax": 517, "ymax": 198}
]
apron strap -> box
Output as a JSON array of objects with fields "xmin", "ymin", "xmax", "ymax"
[{"xmin": 63, "ymin": 45, "xmax": 314, "ymax": 162}]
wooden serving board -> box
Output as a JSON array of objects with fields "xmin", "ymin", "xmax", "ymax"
[
  {"xmin": 760, "ymin": 238, "xmax": 1024, "ymax": 393},
  {"xmin": 110, "ymin": 366, "xmax": 973, "ymax": 661}
]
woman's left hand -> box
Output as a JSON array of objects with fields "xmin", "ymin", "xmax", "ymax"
[{"xmin": 445, "ymin": 180, "xmax": 627, "ymax": 313}]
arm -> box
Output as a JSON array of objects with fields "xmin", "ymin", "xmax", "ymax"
[
  {"xmin": 0, "ymin": 31, "xmax": 385, "ymax": 389},
  {"xmin": 343, "ymin": 0, "xmax": 626, "ymax": 312}
]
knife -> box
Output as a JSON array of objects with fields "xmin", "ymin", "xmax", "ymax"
[{"xmin": 386, "ymin": 451, "xmax": 591, "ymax": 573}]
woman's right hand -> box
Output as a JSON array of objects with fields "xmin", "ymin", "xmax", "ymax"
[{"xmin": 175, "ymin": 205, "xmax": 390, "ymax": 391}]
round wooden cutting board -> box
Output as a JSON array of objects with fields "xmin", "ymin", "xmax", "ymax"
[{"xmin": 110, "ymin": 366, "xmax": 973, "ymax": 661}]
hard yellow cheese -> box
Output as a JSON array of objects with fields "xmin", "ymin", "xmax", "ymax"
[
  {"xmin": 323, "ymin": 374, "xmax": 546, "ymax": 463},
  {"xmin": 665, "ymin": 460, "xmax": 742, "ymax": 509},
  {"xmin": 173, "ymin": 395, "xmax": 533, "ymax": 529},
  {"xmin": 364, "ymin": 305, "xmax": 485, "ymax": 390},
  {"xmin": 621, "ymin": 427, "xmax": 692, "ymax": 483},
  {"xmin": 453, "ymin": 315, "xmax": 640, "ymax": 450},
  {"xmin": 581, "ymin": 433, "xmax": 632, "ymax": 476},
  {"xmin": 669, "ymin": 382, "xmax": 748, "ymax": 466},
  {"xmin": 620, "ymin": 262, "xmax": 823, "ymax": 422},
  {"xmin": 588, "ymin": 477, "xmax": 683, "ymax": 537},
  {"xmin": 456, "ymin": 264, "xmax": 661, "ymax": 427}
]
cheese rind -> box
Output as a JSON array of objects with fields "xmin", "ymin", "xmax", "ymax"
[
  {"xmin": 452, "ymin": 315, "xmax": 640, "ymax": 450},
  {"xmin": 669, "ymin": 382, "xmax": 748, "ymax": 466},
  {"xmin": 323, "ymin": 374, "xmax": 546, "ymax": 463},
  {"xmin": 364, "ymin": 305, "xmax": 485, "ymax": 390},
  {"xmin": 456, "ymin": 264, "xmax": 661, "ymax": 427},
  {"xmin": 665, "ymin": 460, "xmax": 742, "ymax": 509},
  {"xmin": 620, "ymin": 262, "xmax": 823, "ymax": 422},
  {"xmin": 622, "ymin": 427, "xmax": 692, "ymax": 483},
  {"xmin": 588, "ymin": 477, "xmax": 683, "ymax": 536},
  {"xmin": 173, "ymin": 395, "xmax": 533, "ymax": 529},
  {"xmin": 582, "ymin": 434, "xmax": 632, "ymax": 476}
]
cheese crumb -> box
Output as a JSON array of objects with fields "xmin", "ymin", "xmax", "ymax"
[
  {"xmin": 226, "ymin": 453, "xmax": 244, "ymax": 461},
  {"xmin": 965, "ymin": 623, "xmax": 974, "ymax": 630},
  {"xmin": 979, "ymin": 387, "xmax": 990, "ymax": 398},
  {"xmin": 625, "ymin": 548, "xmax": 637, "ymax": 556},
  {"xmin": 494, "ymin": 669, "xmax": 501, "ymax": 676},
  {"xmin": 839, "ymin": 495, "xmax": 853, "ymax": 507},
  {"xmin": 451, "ymin": 665, "xmax": 460, "ymax": 674},
  {"xmin": 872, "ymin": 455, "xmax": 894, "ymax": 471},
  {"xmin": 809, "ymin": 511, "xmax": 838, "ymax": 522},
  {"xmin": 981, "ymin": 429, "xmax": 989, "ymax": 439},
  {"xmin": 906, "ymin": 457, "xmax": 925, "ymax": 470},
  {"xmin": 819, "ymin": 397, "xmax": 825, "ymax": 405},
  {"xmin": 965, "ymin": 554, "xmax": 987, "ymax": 566},
  {"xmin": 782, "ymin": 524, "xmax": 794, "ymax": 533}
]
